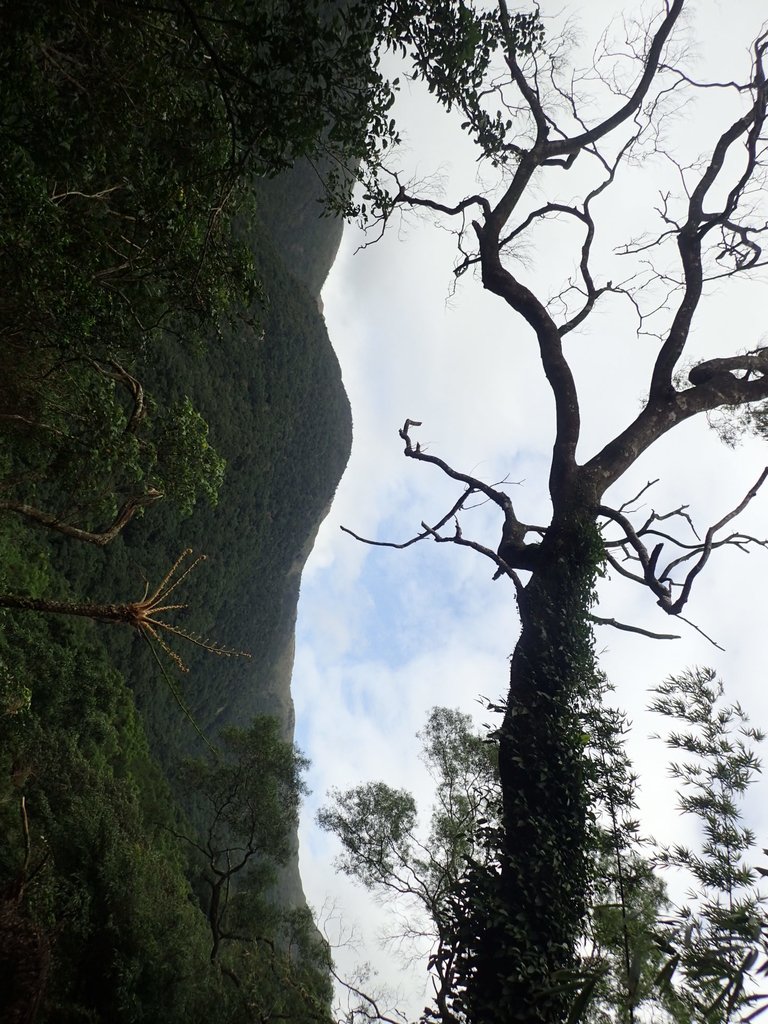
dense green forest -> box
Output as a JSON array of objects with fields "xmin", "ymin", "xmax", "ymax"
[
  {"xmin": 9, "ymin": 3, "xmax": 767, "ymax": 1023},
  {"xmin": 0, "ymin": 1, "xmax": 381, "ymax": 1019}
]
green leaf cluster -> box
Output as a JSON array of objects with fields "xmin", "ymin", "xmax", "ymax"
[
  {"xmin": 380, "ymin": 0, "xmax": 543, "ymax": 164},
  {"xmin": 649, "ymin": 668, "xmax": 767, "ymax": 1024}
]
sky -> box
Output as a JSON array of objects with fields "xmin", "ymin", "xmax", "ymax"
[{"xmin": 291, "ymin": 2, "xmax": 768, "ymax": 1017}]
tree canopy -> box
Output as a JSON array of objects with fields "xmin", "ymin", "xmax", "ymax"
[
  {"xmin": 4, "ymin": 1, "xmax": 768, "ymax": 1022},
  {"xmin": 0, "ymin": 2, "xmax": 393, "ymax": 1019}
]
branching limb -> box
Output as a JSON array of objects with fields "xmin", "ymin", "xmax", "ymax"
[
  {"xmin": 598, "ymin": 468, "xmax": 768, "ymax": 617},
  {"xmin": 342, "ymin": 421, "xmax": 542, "ymax": 579},
  {"xmin": 0, "ymin": 489, "xmax": 163, "ymax": 546},
  {"xmin": 542, "ymin": 0, "xmax": 684, "ymax": 162},
  {"xmin": 399, "ymin": 419, "xmax": 516, "ymax": 516},
  {"xmin": 664, "ymin": 467, "xmax": 768, "ymax": 613},
  {"xmin": 619, "ymin": 479, "xmax": 660, "ymax": 514},
  {"xmin": 364, "ymin": 170, "xmax": 491, "ymax": 256},
  {"xmin": 588, "ymin": 345, "xmax": 768, "ymax": 492},
  {"xmin": 90, "ymin": 359, "xmax": 146, "ymax": 434},
  {"xmin": 341, "ymin": 488, "xmax": 475, "ymax": 551},
  {"xmin": 392, "ymin": 180, "xmax": 491, "ymax": 221},
  {"xmin": 399, "ymin": 420, "xmax": 542, "ymax": 570},
  {"xmin": 650, "ymin": 32, "xmax": 768, "ymax": 398},
  {"xmin": 498, "ymin": 0, "xmax": 549, "ymax": 144},
  {"xmin": 420, "ymin": 519, "xmax": 525, "ymax": 599},
  {"xmin": 330, "ymin": 966, "xmax": 408, "ymax": 1024},
  {"xmin": 1, "ymin": 358, "xmax": 160, "ymax": 544},
  {"xmin": 0, "ymin": 549, "xmax": 251, "ymax": 671},
  {"xmin": 659, "ymin": 532, "xmax": 766, "ymax": 579},
  {"xmin": 559, "ymin": 133, "xmax": 641, "ymax": 336}
]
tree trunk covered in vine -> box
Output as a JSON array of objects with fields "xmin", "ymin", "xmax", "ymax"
[{"xmin": 462, "ymin": 518, "xmax": 603, "ymax": 1024}]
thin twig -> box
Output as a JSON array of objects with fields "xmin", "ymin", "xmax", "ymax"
[{"xmin": 141, "ymin": 630, "xmax": 218, "ymax": 753}]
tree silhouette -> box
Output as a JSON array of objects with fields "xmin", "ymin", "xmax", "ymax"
[{"xmin": 344, "ymin": 4, "xmax": 768, "ymax": 1021}]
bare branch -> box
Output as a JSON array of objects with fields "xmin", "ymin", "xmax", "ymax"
[
  {"xmin": 675, "ymin": 613, "xmax": 726, "ymax": 651},
  {"xmin": 399, "ymin": 419, "xmax": 514, "ymax": 515},
  {"xmin": 598, "ymin": 468, "xmax": 768, "ymax": 617},
  {"xmin": 420, "ymin": 520, "xmax": 525, "ymax": 598},
  {"xmin": 0, "ymin": 489, "xmax": 163, "ymax": 546},
  {"xmin": 589, "ymin": 614, "xmax": 681, "ymax": 641},
  {"xmin": 619, "ymin": 479, "xmax": 660, "ymax": 514},
  {"xmin": 543, "ymin": 0, "xmax": 684, "ymax": 161},
  {"xmin": 330, "ymin": 966, "xmax": 408, "ymax": 1024},
  {"xmin": 393, "ymin": 180, "xmax": 491, "ymax": 221},
  {"xmin": 665, "ymin": 466, "xmax": 768, "ymax": 613},
  {"xmin": 650, "ymin": 33, "xmax": 768, "ymax": 398},
  {"xmin": 560, "ymin": 133, "xmax": 640, "ymax": 336},
  {"xmin": 341, "ymin": 488, "xmax": 474, "ymax": 551},
  {"xmin": 498, "ymin": 0, "xmax": 549, "ymax": 143}
]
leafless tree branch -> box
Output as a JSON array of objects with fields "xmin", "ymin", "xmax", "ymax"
[
  {"xmin": 341, "ymin": 488, "xmax": 474, "ymax": 551},
  {"xmin": 0, "ymin": 489, "xmax": 163, "ymax": 546},
  {"xmin": 599, "ymin": 468, "xmax": 768, "ymax": 616},
  {"xmin": 589, "ymin": 614, "xmax": 681, "ymax": 641}
]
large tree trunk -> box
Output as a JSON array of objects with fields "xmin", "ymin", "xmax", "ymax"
[{"xmin": 469, "ymin": 518, "xmax": 601, "ymax": 1024}]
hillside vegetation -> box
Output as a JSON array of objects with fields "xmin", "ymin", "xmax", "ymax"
[{"xmin": 0, "ymin": 2, "xmax": 364, "ymax": 1019}]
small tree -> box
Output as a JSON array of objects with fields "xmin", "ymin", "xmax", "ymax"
[
  {"xmin": 649, "ymin": 668, "xmax": 767, "ymax": 1024},
  {"xmin": 321, "ymin": 681, "xmax": 768, "ymax": 1024},
  {"xmin": 175, "ymin": 717, "xmax": 336, "ymax": 1020},
  {"xmin": 319, "ymin": 707, "xmax": 498, "ymax": 1023},
  {"xmin": 175, "ymin": 717, "xmax": 308, "ymax": 966}
]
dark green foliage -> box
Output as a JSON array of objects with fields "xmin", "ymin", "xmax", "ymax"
[
  {"xmin": 179, "ymin": 717, "xmax": 308, "ymax": 909},
  {"xmin": 174, "ymin": 721, "xmax": 334, "ymax": 1018},
  {"xmin": 650, "ymin": 669, "xmax": 767, "ymax": 1024},
  {"xmin": 1, "ymin": 1, "xmax": 366, "ymax": 1017},
  {"xmin": 0, "ymin": 0, "xmax": 249, "ymax": 535},
  {"xmin": 220, "ymin": 905, "xmax": 334, "ymax": 1024},
  {"xmin": 254, "ymin": 162, "xmax": 347, "ymax": 296},
  {"xmin": 0, "ymin": 0, "xmax": 390, "ymax": 543},
  {"xmin": 0, "ymin": 515, "xmax": 333, "ymax": 1021},
  {"xmin": 381, "ymin": 0, "xmax": 543, "ymax": 162},
  {"xmin": 109, "ymin": 215, "xmax": 353, "ymax": 754},
  {"xmin": 0, "ymin": 0, "xmax": 356, "ymax": 753},
  {"xmin": 0, "ymin": 529, "xmax": 216, "ymax": 1021},
  {"xmin": 0, "ymin": 0, "xmax": 399, "ymax": 352}
]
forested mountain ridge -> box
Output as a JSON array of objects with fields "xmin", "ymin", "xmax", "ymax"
[
  {"xmin": 0, "ymin": 1, "xmax": 374, "ymax": 1018},
  {"xmin": 96, "ymin": 173, "xmax": 352, "ymax": 755},
  {"xmin": 0, "ymin": 155, "xmax": 351, "ymax": 1022}
]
